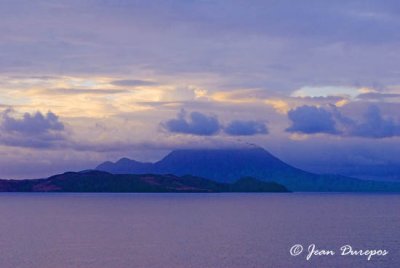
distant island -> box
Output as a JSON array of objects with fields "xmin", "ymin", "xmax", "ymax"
[
  {"xmin": 0, "ymin": 171, "xmax": 288, "ymax": 193},
  {"xmin": 1, "ymin": 147, "xmax": 400, "ymax": 193}
]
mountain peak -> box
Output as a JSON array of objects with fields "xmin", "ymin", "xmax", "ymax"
[{"xmin": 159, "ymin": 147, "xmax": 282, "ymax": 166}]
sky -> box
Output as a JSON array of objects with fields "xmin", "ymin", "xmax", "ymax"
[{"xmin": 1, "ymin": 0, "xmax": 400, "ymax": 180}]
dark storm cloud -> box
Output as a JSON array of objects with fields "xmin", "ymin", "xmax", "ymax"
[
  {"xmin": 162, "ymin": 110, "xmax": 221, "ymax": 136},
  {"xmin": 224, "ymin": 120, "xmax": 268, "ymax": 136},
  {"xmin": 286, "ymin": 105, "xmax": 339, "ymax": 134}
]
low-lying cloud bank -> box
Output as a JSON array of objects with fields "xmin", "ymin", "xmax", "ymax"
[{"xmin": 286, "ymin": 104, "xmax": 400, "ymax": 138}]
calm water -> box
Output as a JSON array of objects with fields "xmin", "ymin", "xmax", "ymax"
[{"xmin": 0, "ymin": 193, "xmax": 398, "ymax": 268}]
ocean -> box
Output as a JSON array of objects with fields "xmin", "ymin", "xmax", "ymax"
[{"xmin": 0, "ymin": 193, "xmax": 398, "ymax": 267}]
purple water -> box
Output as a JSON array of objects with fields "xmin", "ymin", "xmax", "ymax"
[{"xmin": 0, "ymin": 193, "xmax": 398, "ymax": 267}]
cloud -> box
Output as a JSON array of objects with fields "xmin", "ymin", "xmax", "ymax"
[
  {"xmin": 357, "ymin": 92, "xmax": 400, "ymax": 101},
  {"xmin": 286, "ymin": 105, "xmax": 338, "ymax": 134},
  {"xmin": 161, "ymin": 110, "xmax": 221, "ymax": 136},
  {"xmin": 0, "ymin": 110, "xmax": 66, "ymax": 148},
  {"xmin": 291, "ymin": 86, "xmax": 360, "ymax": 98},
  {"xmin": 1, "ymin": 0, "xmax": 400, "ymax": 94},
  {"xmin": 286, "ymin": 104, "xmax": 400, "ymax": 138},
  {"xmin": 346, "ymin": 105, "xmax": 400, "ymax": 138},
  {"xmin": 224, "ymin": 120, "xmax": 268, "ymax": 136},
  {"xmin": 110, "ymin": 80, "xmax": 158, "ymax": 87},
  {"xmin": 162, "ymin": 110, "xmax": 270, "ymax": 136},
  {"xmin": 40, "ymin": 88, "xmax": 129, "ymax": 95},
  {"xmin": 2, "ymin": 110, "xmax": 64, "ymax": 135},
  {"xmin": 264, "ymin": 99, "xmax": 291, "ymax": 114}
]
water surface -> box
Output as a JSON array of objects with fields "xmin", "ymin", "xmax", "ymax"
[{"xmin": 0, "ymin": 193, "xmax": 398, "ymax": 267}]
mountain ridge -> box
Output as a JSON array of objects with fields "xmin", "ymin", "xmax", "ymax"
[{"xmin": 96, "ymin": 147, "xmax": 400, "ymax": 192}]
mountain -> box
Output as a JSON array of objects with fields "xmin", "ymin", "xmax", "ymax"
[
  {"xmin": 0, "ymin": 171, "xmax": 289, "ymax": 193},
  {"xmin": 96, "ymin": 147, "xmax": 400, "ymax": 192},
  {"xmin": 97, "ymin": 148, "xmax": 301, "ymax": 180}
]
